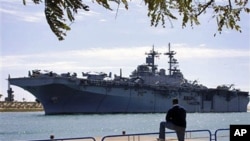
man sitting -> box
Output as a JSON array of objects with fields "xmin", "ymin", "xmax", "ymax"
[{"xmin": 158, "ymin": 98, "xmax": 187, "ymax": 141}]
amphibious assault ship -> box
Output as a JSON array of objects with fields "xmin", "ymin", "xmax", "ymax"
[{"xmin": 8, "ymin": 44, "xmax": 249, "ymax": 115}]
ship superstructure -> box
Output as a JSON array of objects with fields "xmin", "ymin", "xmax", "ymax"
[{"xmin": 8, "ymin": 44, "xmax": 249, "ymax": 114}]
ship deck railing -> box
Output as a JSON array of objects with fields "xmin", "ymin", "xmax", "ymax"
[
  {"xmin": 79, "ymin": 78, "xmax": 211, "ymax": 92},
  {"xmin": 31, "ymin": 128, "xmax": 229, "ymax": 141},
  {"xmin": 80, "ymin": 78, "xmax": 177, "ymax": 90}
]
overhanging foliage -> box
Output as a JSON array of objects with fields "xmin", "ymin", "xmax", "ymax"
[{"xmin": 23, "ymin": 0, "xmax": 250, "ymax": 40}]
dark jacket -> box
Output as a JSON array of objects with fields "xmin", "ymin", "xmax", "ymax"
[{"xmin": 166, "ymin": 105, "xmax": 186, "ymax": 128}]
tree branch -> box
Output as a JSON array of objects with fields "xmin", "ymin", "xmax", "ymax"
[
  {"xmin": 196, "ymin": 0, "xmax": 214, "ymax": 17},
  {"xmin": 228, "ymin": 0, "xmax": 232, "ymax": 10}
]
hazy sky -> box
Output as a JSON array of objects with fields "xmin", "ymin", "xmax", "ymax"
[{"xmin": 0, "ymin": 0, "xmax": 249, "ymax": 101}]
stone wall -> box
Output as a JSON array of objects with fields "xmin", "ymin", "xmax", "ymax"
[{"xmin": 0, "ymin": 101, "xmax": 43, "ymax": 112}]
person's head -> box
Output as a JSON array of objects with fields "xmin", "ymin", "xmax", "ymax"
[{"xmin": 172, "ymin": 98, "xmax": 178, "ymax": 105}]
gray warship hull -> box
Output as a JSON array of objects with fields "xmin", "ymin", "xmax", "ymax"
[
  {"xmin": 9, "ymin": 77, "xmax": 249, "ymax": 115},
  {"xmin": 7, "ymin": 45, "xmax": 249, "ymax": 115}
]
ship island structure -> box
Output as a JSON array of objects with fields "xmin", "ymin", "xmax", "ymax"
[{"xmin": 8, "ymin": 44, "xmax": 249, "ymax": 115}]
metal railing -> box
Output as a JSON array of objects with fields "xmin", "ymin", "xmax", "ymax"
[
  {"xmin": 101, "ymin": 129, "xmax": 212, "ymax": 141},
  {"xmin": 31, "ymin": 128, "xmax": 229, "ymax": 141},
  {"xmin": 32, "ymin": 136, "xmax": 96, "ymax": 141},
  {"xmin": 213, "ymin": 128, "xmax": 229, "ymax": 141}
]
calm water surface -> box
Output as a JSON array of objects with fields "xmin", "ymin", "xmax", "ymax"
[{"xmin": 0, "ymin": 112, "xmax": 250, "ymax": 141}]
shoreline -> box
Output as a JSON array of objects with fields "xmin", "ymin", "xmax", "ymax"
[
  {"xmin": 0, "ymin": 101, "xmax": 249, "ymax": 113},
  {"xmin": 0, "ymin": 101, "xmax": 43, "ymax": 112}
]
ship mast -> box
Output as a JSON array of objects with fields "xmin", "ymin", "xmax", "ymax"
[
  {"xmin": 145, "ymin": 45, "xmax": 161, "ymax": 74},
  {"xmin": 164, "ymin": 43, "xmax": 179, "ymax": 75}
]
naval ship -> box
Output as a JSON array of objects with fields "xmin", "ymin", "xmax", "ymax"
[{"xmin": 8, "ymin": 44, "xmax": 249, "ymax": 115}]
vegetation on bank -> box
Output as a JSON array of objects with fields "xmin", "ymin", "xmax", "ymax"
[{"xmin": 0, "ymin": 101, "xmax": 43, "ymax": 112}]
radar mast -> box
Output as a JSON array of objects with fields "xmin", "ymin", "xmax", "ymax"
[
  {"xmin": 164, "ymin": 43, "xmax": 180, "ymax": 75},
  {"xmin": 145, "ymin": 45, "xmax": 161, "ymax": 74}
]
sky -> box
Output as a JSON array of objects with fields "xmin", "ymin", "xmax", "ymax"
[{"xmin": 0, "ymin": 0, "xmax": 249, "ymax": 101}]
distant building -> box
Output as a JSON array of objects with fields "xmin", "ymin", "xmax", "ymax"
[{"xmin": 5, "ymin": 75, "xmax": 14, "ymax": 102}]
